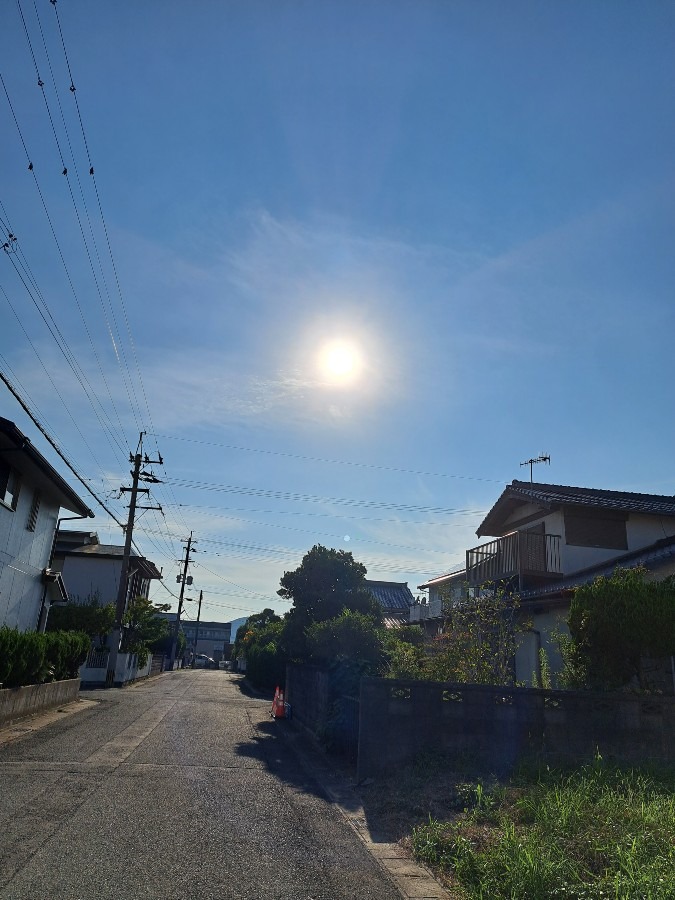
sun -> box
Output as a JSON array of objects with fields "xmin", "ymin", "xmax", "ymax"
[{"xmin": 318, "ymin": 340, "xmax": 362, "ymax": 384}]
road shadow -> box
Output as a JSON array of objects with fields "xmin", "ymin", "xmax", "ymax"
[{"xmin": 233, "ymin": 714, "xmax": 334, "ymax": 803}]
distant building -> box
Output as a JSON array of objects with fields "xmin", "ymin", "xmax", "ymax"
[
  {"xmin": 0, "ymin": 417, "xmax": 93, "ymax": 631},
  {"xmin": 157, "ymin": 612, "xmax": 231, "ymax": 663}
]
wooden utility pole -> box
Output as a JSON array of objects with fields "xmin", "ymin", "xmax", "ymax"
[
  {"xmin": 169, "ymin": 532, "xmax": 195, "ymax": 669},
  {"xmin": 106, "ymin": 433, "xmax": 162, "ymax": 686}
]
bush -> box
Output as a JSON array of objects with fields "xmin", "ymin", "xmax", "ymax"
[
  {"xmin": 0, "ymin": 627, "xmax": 90, "ymax": 688},
  {"xmin": 567, "ymin": 567, "xmax": 675, "ymax": 690},
  {"xmin": 246, "ymin": 638, "xmax": 286, "ymax": 689},
  {"xmin": 45, "ymin": 631, "xmax": 90, "ymax": 680}
]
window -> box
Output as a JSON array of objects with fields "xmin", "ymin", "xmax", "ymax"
[
  {"xmin": 27, "ymin": 490, "xmax": 41, "ymax": 531},
  {"xmin": 564, "ymin": 510, "xmax": 627, "ymax": 550},
  {"xmin": 0, "ymin": 459, "xmax": 21, "ymax": 511}
]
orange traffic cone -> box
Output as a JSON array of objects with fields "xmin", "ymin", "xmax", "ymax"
[{"xmin": 271, "ymin": 686, "xmax": 286, "ymax": 718}]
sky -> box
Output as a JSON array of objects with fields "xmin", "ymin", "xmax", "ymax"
[{"xmin": 1, "ymin": 1, "xmax": 673, "ymax": 626}]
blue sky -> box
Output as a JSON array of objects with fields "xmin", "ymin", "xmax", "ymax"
[{"xmin": 1, "ymin": 1, "xmax": 673, "ymax": 624}]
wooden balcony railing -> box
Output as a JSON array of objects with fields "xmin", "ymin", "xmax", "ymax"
[{"xmin": 466, "ymin": 531, "xmax": 561, "ymax": 587}]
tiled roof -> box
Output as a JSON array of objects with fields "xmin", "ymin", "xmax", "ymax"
[
  {"xmin": 509, "ymin": 481, "xmax": 675, "ymax": 515},
  {"xmin": 67, "ymin": 543, "xmax": 162, "ymax": 579},
  {"xmin": 365, "ymin": 579, "xmax": 414, "ymax": 611},
  {"xmin": 478, "ymin": 480, "xmax": 675, "ymax": 536},
  {"xmin": 417, "ymin": 568, "xmax": 465, "ymax": 590},
  {"xmin": 521, "ymin": 535, "xmax": 675, "ymax": 601}
]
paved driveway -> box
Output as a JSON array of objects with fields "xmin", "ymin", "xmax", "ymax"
[{"xmin": 0, "ymin": 671, "xmax": 402, "ymax": 899}]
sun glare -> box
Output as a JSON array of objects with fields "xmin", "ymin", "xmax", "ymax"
[{"xmin": 318, "ymin": 340, "xmax": 362, "ymax": 384}]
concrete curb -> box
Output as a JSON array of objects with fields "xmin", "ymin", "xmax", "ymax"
[
  {"xmin": 0, "ymin": 698, "xmax": 98, "ymax": 746},
  {"xmin": 278, "ymin": 720, "xmax": 451, "ymax": 900}
]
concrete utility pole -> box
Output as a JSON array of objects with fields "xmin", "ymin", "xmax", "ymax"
[
  {"xmin": 192, "ymin": 589, "xmax": 203, "ymax": 666},
  {"xmin": 169, "ymin": 532, "xmax": 196, "ymax": 670},
  {"xmin": 107, "ymin": 432, "xmax": 163, "ymax": 686}
]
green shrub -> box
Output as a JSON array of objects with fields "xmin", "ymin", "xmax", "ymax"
[
  {"xmin": 44, "ymin": 631, "xmax": 90, "ymax": 680},
  {"xmin": 0, "ymin": 626, "xmax": 19, "ymax": 685},
  {"xmin": 0, "ymin": 627, "xmax": 90, "ymax": 687},
  {"xmin": 246, "ymin": 639, "xmax": 286, "ymax": 689}
]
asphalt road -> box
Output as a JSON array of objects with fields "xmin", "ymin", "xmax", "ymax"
[{"xmin": 0, "ymin": 670, "xmax": 402, "ymax": 900}]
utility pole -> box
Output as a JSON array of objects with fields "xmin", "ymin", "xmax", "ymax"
[
  {"xmin": 191, "ymin": 589, "xmax": 203, "ymax": 667},
  {"xmin": 169, "ymin": 532, "xmax": 196, "ymax": 670},
  {"xmin": 107, "ymin": 432, "xmax": 163, "ymax": 686},
  {"xmin": 520, "ymin": 453, "xmax": 550, "ymax": 483}
]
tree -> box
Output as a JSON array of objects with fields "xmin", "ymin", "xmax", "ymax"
[
  {"xmin": 429, "ymin": 587, "xmax": 527, "ymax": 686},
  {"xmin": 47, "ymin": 595, "xmax": 115, "ymax": 649},
  {"xmin": 244, "ymin": 620, "xmax": 287, "ymax": 689},
  {"xmin": 278, "ymin": 545, "xmax": 382, "ymax": 659},
  {"xmin": 121, "ymin": 597, "xmax": 171, "ymax": 666},
  {"xmin": 307, "ymin": 609, "xmax": 385, "ymax": 669},
  {"xmin": 232, "ymin": 608, "xmax": 281, "ymax": 661},
  {"xmin": 382, "ymin": 625, "xmax": 427, "ymax": 680},
  {"xmin": 565, "ymin": 567, "xmax": 675, "ymax": 691}
]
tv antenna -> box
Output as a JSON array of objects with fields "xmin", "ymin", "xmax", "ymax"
[{"xmin": 520, "ymin": 453, "xmax": 550, "ymax": 483}]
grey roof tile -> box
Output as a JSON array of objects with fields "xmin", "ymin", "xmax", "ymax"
[{"xmin": 365, "ymin": 579, "xmax": 415, "ymax": 611}]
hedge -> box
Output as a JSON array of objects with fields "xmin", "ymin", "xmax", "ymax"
[{"xmin": 0, "ymin": 627, "xmax": 90, "ymax": 688}]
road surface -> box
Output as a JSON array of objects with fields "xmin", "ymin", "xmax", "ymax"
[{"xmin": 0, "ymin": 670, "xmax": 403, "ymax": 899}]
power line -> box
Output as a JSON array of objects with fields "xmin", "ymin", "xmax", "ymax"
[
  {"xmin": 49, "ymin": 0, "xmax": 159, "ymax": 439},
  {"xmin": 0, "ymin": 366, "xmax": 124, "ymax": 527},
  {"xmin": 152, "ymin": 433, "xmax": 506, "ymax": 484},
  {"xmin": 11, "ymin": 6, "xmax": 145, "ymax": 433},
  {"xmin": 171, "ymin": 504, "xmax": 482, "ymax": 554},
  {"xmin": 165, "ymin": 478, "xmax": 487, "ymax": 517},
  {"xmin": 173, "ymin": 501, "xmax": 483, "ymax": 527},
  {"xmin": 0, "ymin": 293, "xmax": 117, "ymax": 480}
]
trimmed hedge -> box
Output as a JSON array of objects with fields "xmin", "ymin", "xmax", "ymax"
[{"xmin": 0, "ymin": 627, "xmax": 90, "ymax": 688}]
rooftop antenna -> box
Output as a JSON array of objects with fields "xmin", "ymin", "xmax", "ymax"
[{"xmin": 520, "ymin": 453, "xmax": 550, "ymax": 483}]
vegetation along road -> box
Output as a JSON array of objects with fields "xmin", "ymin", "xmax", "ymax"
[{"xmin": 0, "ymin": 670, "xmax": 405, "ymax": 900}]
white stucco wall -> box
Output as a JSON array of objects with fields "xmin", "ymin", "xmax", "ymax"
[
  {"xmin": 627, "ymin": 515, "xmax": 675, "ymax": 550},
  {"xmin": 60, "ymin": 555, "xmax": 121, "ymax": 606},
  {"xmin": 0, "ymin": 488, "xmax": 59, "ymax": 631}
]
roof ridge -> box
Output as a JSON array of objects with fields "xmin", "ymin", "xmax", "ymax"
[{"xmin": 511, "ymin": 480, "xmax": 675, "ymax": 502}]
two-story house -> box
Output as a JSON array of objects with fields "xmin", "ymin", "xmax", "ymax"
[
  {"xmin": 0, "ymin": 417, "xmax": 94, "ymax": 632},
  {"xmin": 53, "ymin": 529, "xmax": 162, "ymax": 609},
  {"xmin": 419, "ymin": 480, "xmax": 675, "ymax": 683}
]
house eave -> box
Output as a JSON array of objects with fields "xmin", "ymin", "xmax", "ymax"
[{"xmin": 0, "ymin": 417, "xmax": 94, "ymax": 517}]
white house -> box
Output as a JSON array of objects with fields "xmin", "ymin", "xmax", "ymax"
[
  {"xmin": 418, "ymin": 480, "xmax": 675, "ymax": 684},
  {"xmin": 0, "ymin": 417, "xmax": 93, "ymax": 632},
  {"xmin": 53, "ymin": 529, "xmax": 162, "ymax": 609}
]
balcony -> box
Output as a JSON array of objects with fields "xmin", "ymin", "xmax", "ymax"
[{"xmin": 466, "ymin": 531, "xmax": 561, "ymax": 588}]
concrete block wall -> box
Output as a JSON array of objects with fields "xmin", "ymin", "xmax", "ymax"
[
  {"xmin": 357, "ymin": 677, "xmax": 675, "ymax": 780},
  {"xmin": 0, "ymin": 678, "xmax": 81, "ymax": 726}
]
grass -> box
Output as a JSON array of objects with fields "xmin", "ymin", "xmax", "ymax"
[{"xmin": 408, "ymin": 755, "xmax": 675, "ymax": 899}]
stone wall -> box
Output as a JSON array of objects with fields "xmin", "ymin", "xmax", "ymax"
[
  {"xmin": 0, "ymin": 678, "xmax": 81, "ymax": 726},
  {"xmin": 357, "ymin": 677, "xmax": 675, "ymax": 781}
]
